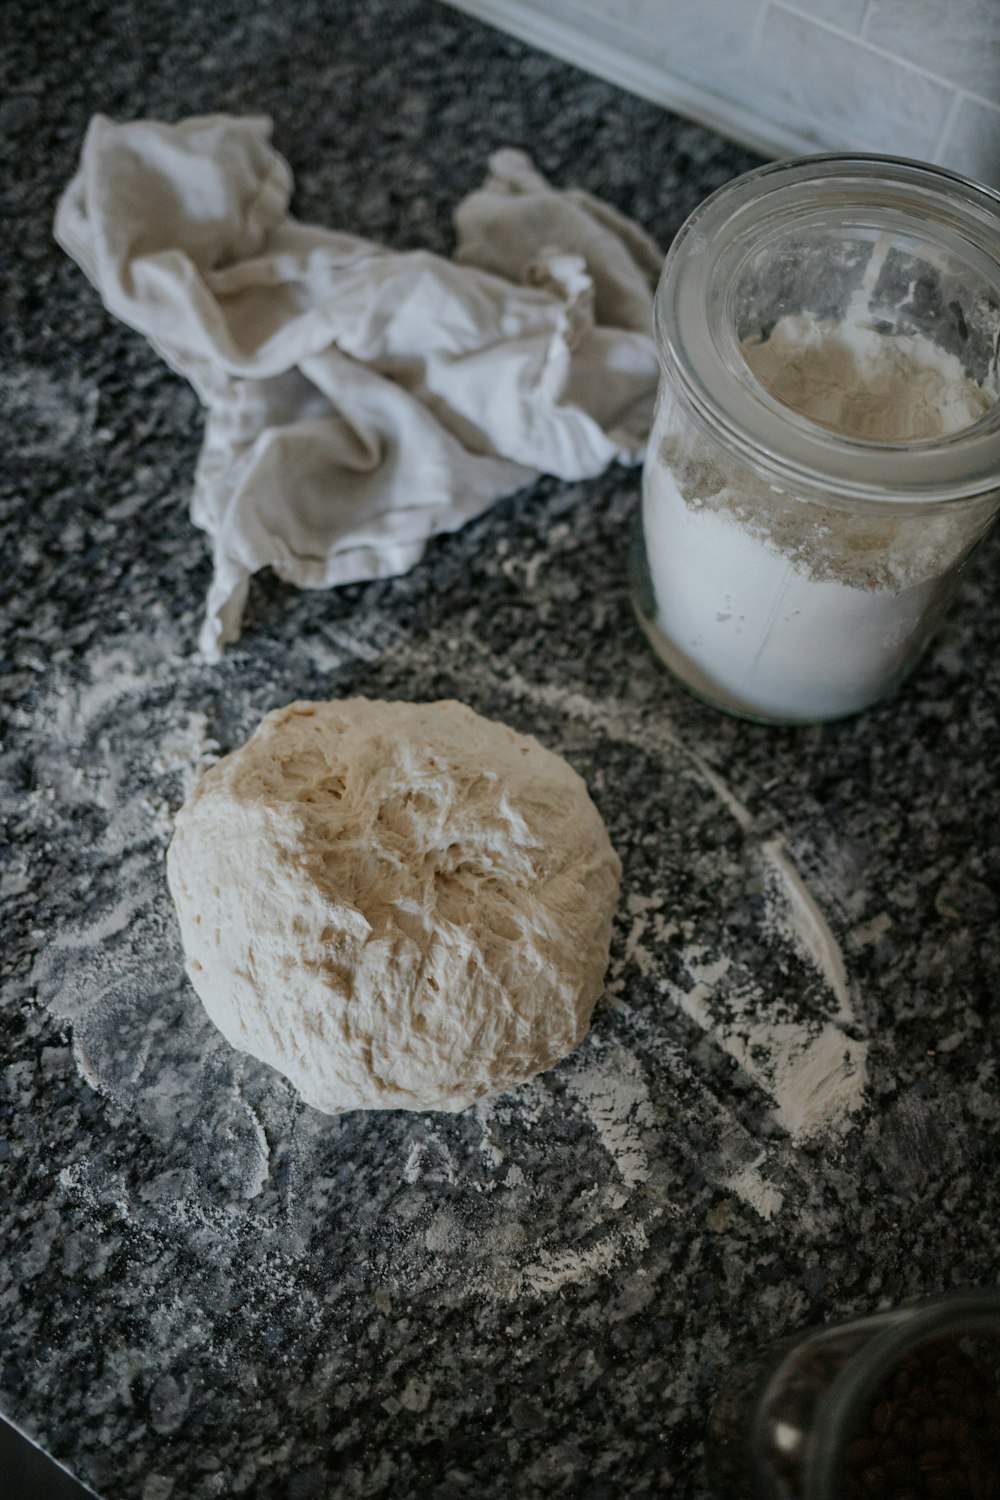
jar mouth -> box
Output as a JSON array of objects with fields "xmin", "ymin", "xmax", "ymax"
[
  {"xmin": 656, "ymin": 154, "xmax": 1000, "ymax": 504},
  {"xmin": 807, "ymin": 1289, "xmax": 1000, "ymax": 1500}
]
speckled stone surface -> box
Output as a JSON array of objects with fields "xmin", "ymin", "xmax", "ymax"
[{"xmin": 3, "ymin": 2, "xmax": 1000, "ymax": 1498}]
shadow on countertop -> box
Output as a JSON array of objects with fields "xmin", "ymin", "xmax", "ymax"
[{"xmin": 0, "ymin": 1416, "xmax": 96, "ymax": 1500}]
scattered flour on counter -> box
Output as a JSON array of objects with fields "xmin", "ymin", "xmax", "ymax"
[
  {"xmin": 146, "ymin": 711, "xmax": 221, "ymax": 846},
  {"xmin": 53, "ymin": 645, "xmax": 172, "ymax": 737},
  {"xmin": 444, "ymin": 643, "xmax": 867, "ymax": 1145},
  {"xmin": 27, "ymin": 630, "xmax": 282, "ymax": 1217},
  {"xmin": 576, "ymin": 1005, "xmax": 790, "ymax": 1224},
  {"xmin": 516, "ymin": 1221, "xmax": 650, "ymax": 1299},
  {"xmin": 152, "ymin": 712, "xmax": 220, "ymax": 799},
  {"xmin": 402, "ymin": 1142, "xmax": 427, "ymax": 1185},
  {"xmin": 25, "ymin": 611, "xmax": 869, "ymax": 1311},
  {"xmin": 377, "ymin": 1061, "xmax": 664, "ymax": 1301},
  {"xmin": 73, "ymin": 1015, "xmax": 155, "ymax": 1094},
  {"xmin": 239, "ymin": 1097, "xmax": 272, "ymax": 1200},
  {"xmin": 760, "ymin": 838, "xmax": 853, "ymax": 1026},
  {"xmin": 52, "ymin": 864, "xmax": 152, "ymax": 951},
  {"xmin": 622, "ymin": 893, "xmax": 678, "ymax": 980},
  {"xmin": 682, "ymin": 747, "xmax": 752, "ymax": 831},
  {"xmin": 767, "ymin": 1025, "xmax": 868, "ymax": 1141},
  {"xmin": 682, "ymin": 742, "xmax": 860, "ymax": 1043},
  {"xmin": 720, "ymin": 1158, "xmax": 784, "ymax": 1223},
  {"xmin": 676, "ymin": 946, "xmax": 867, "ymax": 1142},
  {"xmin": 566, "ymin": 1044, "xmax": 654, "ymax": 1193}
]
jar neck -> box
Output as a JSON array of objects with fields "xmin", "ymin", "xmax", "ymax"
[{"xmin": 656, "ymin": 154, "xmax": 1000, "ymax": 505}]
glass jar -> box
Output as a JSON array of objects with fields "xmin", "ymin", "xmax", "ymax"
[
  {"xmin": 706, "ymin": 1290, "xmax": 1000, "ymax": 1500},
  {"xmin": 632, "ymin": 155, "xmax": 1000, "ymax": 724}
]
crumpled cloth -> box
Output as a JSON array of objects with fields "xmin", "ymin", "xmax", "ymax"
[{"xmin": 55, "ymin": 114, "xmax": 662, "ymax": 658}]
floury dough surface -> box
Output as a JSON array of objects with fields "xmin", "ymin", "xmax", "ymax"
[
  {"xmin": 641, "ymin": 314, "xmax": 998, "ymax": 721},
  {"xmin": 166, "ymin": 699, "xmax": 621, "ymax": 1113}
]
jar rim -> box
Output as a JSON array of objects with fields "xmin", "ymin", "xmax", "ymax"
[
  {"xmin": 806, "ymin": 1288, "xmax": 1000, "ymax": 1499},
  {"xmin": 656, "ymin": 153, "xmax": 1000, "ymax": 505}
]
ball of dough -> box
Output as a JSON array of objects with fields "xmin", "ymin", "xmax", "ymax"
[{"xmin": 166, "ymin": 698, "xmax": 621, "ymax": 1113}]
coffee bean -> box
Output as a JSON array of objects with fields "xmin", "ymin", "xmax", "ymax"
[{"xmin": 842, "ymin": 1338, "xmax": 1000, "ymax": 1500}]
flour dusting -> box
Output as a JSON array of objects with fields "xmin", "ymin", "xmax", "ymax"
[
  {"xmin": 457, "ymin": 647, "xmax": 868, "ymax": 1144},
  {"xmin": 721, "ymin": 1160, "xmax": 784, "ymax": 1222},
  {"xmin": 21, "ymin": 606, "xmax": 874, "ymax": 1314},
  {"xmin": 676, "ymin": 946, "xmax": 867, "ymax": 1142},
  {"xmin": 567, "ymin": 1045, "xmax": 654, "ymax": 1194},
  {"xmin": 517, "ymin": 1222, "xmax": 650, "ymax": 1298},
  {"xmin": 761, "ymin": 838, "xmax": 854, "ymax": 1022},
  {"xmin": 153, "ymin": 712, "xmax": 220, "ymax": 799}
]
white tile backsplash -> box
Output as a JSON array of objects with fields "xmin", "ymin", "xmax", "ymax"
[
  {"xmin": 781, "ymin": 0, "xmax": 869, "ymax": 34},
  {"xmin": 623, "ymin": 0, "xmax": 762, "ymax": 78},
  {"xmin": 502, "ymin": 0, "xmax": 655, "ymax": 52},
  {"xmin": 571, "ymin": 0, "xmax": 651, "ymax": 26},
  {"xmin": 939, "ymin": 93, "xmax": 1000, "ymax": 187},
  {"xmin": 753, "ymin": 4, "xmax": 954, "ymax": 156},
  {"xmin": 865, "ymin": 0, "xmax": 1000, "ymax": 100},
  {"xmin": 442, "ymin": 0, "xmax": 1000, "ymax": 179}
]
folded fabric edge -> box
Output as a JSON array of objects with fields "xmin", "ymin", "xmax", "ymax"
[
  {"xmin": 55, "ymin": 112, "xmax": 662, "ymax": 663},
  {"xmin": 197, "ymin": 535, "xmax": 439, "ymax": 662}
]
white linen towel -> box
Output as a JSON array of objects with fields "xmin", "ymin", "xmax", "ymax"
[{"xmin": 55, "ymin": 115, "xmax": 662, "ymax": 658}]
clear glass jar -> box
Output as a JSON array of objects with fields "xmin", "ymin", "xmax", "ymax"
[
  {"xmin": 706, "ymin": 1290, "xmax": 1000, "ymax": 1499},
  {"xmin": 632, "ymin": 155, "xmax": 1000, "ymax": 724}
]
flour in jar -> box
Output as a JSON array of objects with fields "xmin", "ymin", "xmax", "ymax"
[{"xmin": 641, "ymin": 313, "xmax": 997, "ymax": 721}]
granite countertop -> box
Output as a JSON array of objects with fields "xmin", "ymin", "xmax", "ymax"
[{"xmin": 4, "ymin": 2, "xmax": 1000, "ymax": 1497}]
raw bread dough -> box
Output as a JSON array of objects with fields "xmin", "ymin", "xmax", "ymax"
[{"xmin": 166, "ymin": 698, "xmax": 621, "ymax": 1113}]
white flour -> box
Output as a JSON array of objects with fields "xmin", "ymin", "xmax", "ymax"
[
  {"xmin": 566, "ymin": 1046, "xmax": 654, "ymax": 1195},
  {"xmin": 674, "ymin": 946, "xmax": 867, "ymax": 1143},
  {"xmin": 746, "ymin": 314, "xmax": 992, "ymax": 443},
  {"xmin": 463, "ymin": 653, "xmax": 868, "ymax": 1148},
  {"xmin": 25, "ymin": 612, "xmax": 871, "ymax": 1313},
  {"xmin": 642, "ymin": 313, "xmax": 995, "ymax": 721}
]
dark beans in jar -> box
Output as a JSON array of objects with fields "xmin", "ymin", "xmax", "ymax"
[{"xmin": 842, "ymin": 1336, "xmax": 1000, "ymax": 1499}]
